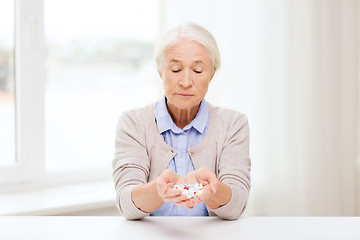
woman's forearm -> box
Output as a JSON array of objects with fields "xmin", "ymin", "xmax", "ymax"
[
  {"xmin": 205, "ymin": 181, "xmax": 232, "ymax": 209},
  {"xmin": 131, "ymin": 178, "xmax": 164, "ymax": 213}
]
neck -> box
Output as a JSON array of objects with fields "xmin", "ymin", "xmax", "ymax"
[{"xmin": 166, "ymin": 100, "xmax": 200, "ymax": 129}]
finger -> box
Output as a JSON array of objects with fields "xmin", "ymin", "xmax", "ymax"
[
  {"xmin": 163, "ymin": 193, "xmax": 188, "ymax": 203},
  {"xmin": 161, "ymin": 170, "xmax": 181, "ymax": 187},
  {"xmin": 210, "ymin": 183, "xmax": 217, "ymax": 193},
  {"xmin": 157, "ymin": 183, "xmax": 168, "ymax": 196},
  {"xmin": 157, "ymin": 176, "xmax": 172, "ymax": 193},
  {"xmin": 191, "ymin": 197, "xmax": 203, "ymax": 205},
  {"xmin": 159, "ymin": 188, "xmax": 181, "ymax": 200},
  {"xmin": 164, "ymin": 189, "xmax": 182, "ymax": 198},
  {"xmin": 166, "ymin": 180, "xmax": 178, "ymax": 188},
  {"xmin": 187, "ymin": 201, "xmax": 196, "ymax": 209},
  {"xmin": 196, "ymin": 186, "xmax": 212, "ymax": 202},
  {"xmin": 157, "ymin": 172, "xmax": 182, "ymax": 194},
  {"xmin": 201, "ymin": 180, "xmax": 214, "ymax": 194},
  {"xmin": 174, "ymin": 201, "xmax": 190, "ymax": 208},
  {"xmin": 175, "ymin": 199, "xmax": 190, "ymax": 208},
  {"xmin": 208, "ymin": 174, "xmax": 218, "ymax": 193},
  {"xmin": 158, "ymin": 186, "xmax": 180, "ymax": 200},
  {"xmin": 189, "ymin": 194, "xmax": 206, "ymax": 205},
  {"xmin": 201, "ymin": 180, "xmax": 216, "ymax": 194}
]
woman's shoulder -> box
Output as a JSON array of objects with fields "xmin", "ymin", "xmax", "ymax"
[
  {"xmin": 206, "ymin": 103, "xmax": 249, "ymax": 141},
  {"xmin": 118, "ymin": 103, "xmax": 156, "ymax": 127},
  {"xmin": 122, "ymin": 103, "xmax": 155, "ymax": 117},
  {"xmin": 207, "ymin": 102, "xmax": 248, "ymax": 125}
]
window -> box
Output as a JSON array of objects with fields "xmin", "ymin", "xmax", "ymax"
[
  {"xmin": 0, "ymin": 0, "xmax": 46, "ymax": 185},
  {"xmin": 0, "ymin": 0, "xmax": 162, "ymax": 185},
  {"xmin": 44, "ymin": 0, "xmax": 161, "ymax": 173},
  {"xmin": 0, "ymin": 0, "xmax": 15, "ymax": 167}
]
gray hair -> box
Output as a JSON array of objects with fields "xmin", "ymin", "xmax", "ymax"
[{"xmin": 155, "ymin": 22, "xmax": 221, "ymax": 72}]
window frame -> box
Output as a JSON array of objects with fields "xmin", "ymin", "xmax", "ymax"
[
  {"xmin": 0, "ymin": 0, "xmax": 112, "ymax": 187},
  {"xmin": 0, "ymin": 0, "xmax": 45, "ymax": 185}
]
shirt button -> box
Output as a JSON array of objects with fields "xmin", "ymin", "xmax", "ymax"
[{"xmin": 179, "ymin": 153, "xmax": 184, "ymax": 157}]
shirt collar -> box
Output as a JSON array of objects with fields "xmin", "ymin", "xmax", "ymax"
[
  {"xmin": 187, "ymin": 98, "xmax": 209, "ymax": 133},
  {"xmin": 154, "ymin": 95, "xmax": 173, "ymax": 134},
  {"xmin": 154, "ymin": 95, "xmax": 209, "ymax": 134}
]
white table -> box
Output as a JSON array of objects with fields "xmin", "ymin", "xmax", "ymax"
[{"xmin": 0, "ymin": 216, "xmax": 359, "ymax": 240}]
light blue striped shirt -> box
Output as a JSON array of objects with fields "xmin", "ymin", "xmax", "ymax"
[{"xmin": 151, "ymin": 96, "xmax": 209, "ymax": 216}]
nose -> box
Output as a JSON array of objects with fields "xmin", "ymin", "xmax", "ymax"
[{"xmin": 180, "ymin": 70, "xmax": 192, "ymax": 88}]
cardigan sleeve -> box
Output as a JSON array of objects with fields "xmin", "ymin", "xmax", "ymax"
[
  {"xmin": 210, "ymin": 112, "xmax": 251, "ymax": 220},
  {"xmin": 112, "ymin": 111, "xmax": 150, "ymax": 220}
]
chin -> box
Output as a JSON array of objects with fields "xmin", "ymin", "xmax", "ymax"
[
  {"xmin": 167, "ymin": 95, "xmax": 201, "ymax": 110},
  {"xmin": 175, "ymin": 101, "xmax": 199, "ymax": 111}
]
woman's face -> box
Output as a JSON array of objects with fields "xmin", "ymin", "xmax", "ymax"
[{"xmin": 159, "ymin": 39, "xmax": 215, "ymax": 111}]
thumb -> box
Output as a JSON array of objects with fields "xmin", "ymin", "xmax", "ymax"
[
  {"xmin": 206, "ymin": 176, "xmax": 218, "ymax": 194},
  {"xmin": 210, "ymin": 182, "xmax": 217, "ymax": 193}
]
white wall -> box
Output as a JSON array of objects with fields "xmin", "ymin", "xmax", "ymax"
[{"xmin": 162, "ymin": 0, "xmax": 359, "ymax": 216}]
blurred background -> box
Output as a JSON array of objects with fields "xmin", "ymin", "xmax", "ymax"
[{"xmin": 0, "ymin": 0, "xmax": 359, "ymax": 216}]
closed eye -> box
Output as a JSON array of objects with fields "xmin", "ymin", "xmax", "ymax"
[
  {"xmin": 194, "ymin": 70, "xmax": 202, "ymax": 74},
  {"xmin": 172, "ymin": 69, "xmax": 181, "ymax": 73}
]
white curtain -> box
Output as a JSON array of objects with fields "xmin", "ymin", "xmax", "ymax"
[{"xmin": 161, "ymin": 0, "xmax": 359, "ymax": 216}]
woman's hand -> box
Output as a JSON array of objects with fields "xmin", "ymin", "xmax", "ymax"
[
  {"xmin": 185, "ymin": 167, "xmax": 219, "ymax": 208},
  {"xmin": 156, "ymin": 169, "xmax": 189, "ymax": 207},
  {"xmin": 155, "ymin": 168, "xmax": 230, "ymax": 210}
]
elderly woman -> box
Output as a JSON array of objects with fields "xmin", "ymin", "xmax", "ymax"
[{"xmin": 112, "ymin": 22, "xmax": 250, "ymax": 220}]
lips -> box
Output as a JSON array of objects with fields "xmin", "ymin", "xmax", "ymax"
[{"xmin": 177, "ymin": 93, "xmax": 193, "ymax": 97}]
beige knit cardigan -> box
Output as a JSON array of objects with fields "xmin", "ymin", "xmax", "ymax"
[{"xmin": 112, "ymin": 102, "xmax": 251, "ymax": 220}]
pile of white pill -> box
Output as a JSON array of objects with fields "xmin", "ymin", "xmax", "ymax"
[{"xmin": 173, "ymin": 183, "xmax": 204, "ymax": 200}]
